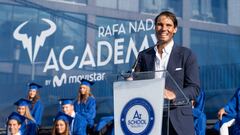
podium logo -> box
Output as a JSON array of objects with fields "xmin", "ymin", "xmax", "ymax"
[
  {"xmin": 127, "ymin": 110, "xmax": 147, "ymax": 126},
  {"xmin": 120, "ymin": 98, "xmax": 154, "ymax": 135},
  {"xmin": 13, "ymin": 18, "xmax": 56, "ymax": 64}
]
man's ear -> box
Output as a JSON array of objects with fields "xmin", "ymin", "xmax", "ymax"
[
  {"xmin": 18, "ymin": 124, "xmax": 21, "ymax": 129},
  {"xmin": 173, "ymin": 27, "xmax": 178, "ymax": 34}
]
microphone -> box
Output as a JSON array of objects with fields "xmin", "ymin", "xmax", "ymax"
[
  {"xmin": 131, "ymin": 55, "xmax": 139, "ymax": 73},
  {"xmin": 120, "ymin": 71, "xmax": 131, "ymax": 80},
  {"xmin": 123, "ymin": 56, "xmax": 139, "ymax": 81},
  {"xmin": 119, "ymin": 56, "xmax": 140, "ymax": 81}
]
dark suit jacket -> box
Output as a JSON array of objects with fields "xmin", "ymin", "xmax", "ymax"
[{"xmin": 134, "ymin": 44, "xmax": 200, "ymax": 135}]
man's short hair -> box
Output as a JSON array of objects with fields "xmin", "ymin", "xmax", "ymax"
[{"xmin": 154, "ymin": 11, "xmax": 178, "ymax": 28}]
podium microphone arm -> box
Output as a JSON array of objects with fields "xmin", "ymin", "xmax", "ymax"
[{"xmin": 131, "ymin": 56, "xmax": 139, "ymax": 73}]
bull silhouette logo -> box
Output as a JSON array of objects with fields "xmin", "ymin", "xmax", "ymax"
[{"xmin": 13, "ymin": 18, "xmax": 56, "ymax": 63}]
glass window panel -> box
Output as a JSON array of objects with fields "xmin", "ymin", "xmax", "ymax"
[
  {"xmin": 191, "ymin": 29, "xmax": 240, "ymax": 66},
  {"xmin": 140, "ymin": 0, "xmax": 182, "ymax": 17},
  {"xmin": 96, "ymin": 0, "xmax": 139, "ymax": 12},
  {"xmin": 191, "ymin": 0, "xmax": 227, "ymax": 23},
  {"xmin": 0, "ymin": 5, "xmax": 14, "ymax": 61},
  {"xmin": 51, "ymin": 13, "xmax": 86, "ymax": 64},
  {"xmin": 96, "ymin": 0, "xmax": 117, "ymax": 9},
  {"xmin": 13, "ymin": 6, "xmax": 39, "ymax": 22},
  {"xmin": 119, "ymin": 0, "xmax": 139, "ymax": 12},
  {"xmin": 228, "ymin": 0, "xmax": 240, "ymax": 26},
  {"xmin": 0, "ymin": 4, "xmax": 13, "ymax": 21},
  {"xmin": 191, "ymin": 29, "xmax": 240, "ymax": 119}
]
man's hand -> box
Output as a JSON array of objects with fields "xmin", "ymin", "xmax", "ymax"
[
  {"xmin": 218, "ymin": 108, "xmax": 227, "ymax": 120},
  {"xmin": 191, "ymin": 100, "xmax": 196, "ymax": 108},
  {"xmin": 164, "ymin": 89, "xmax": 176, "ymax": 100}
]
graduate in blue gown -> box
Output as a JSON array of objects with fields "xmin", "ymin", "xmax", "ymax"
[
  {"xmin": 192, "ymin": 90, "xmax": 206, "ymax": 135},
  {"xmin": 26, "ymin": 82, "xmax": 44, "ymax": 127},
  {"xmin": 14, "ymin": 98, "xmax": 38, "ymax": 135},
  {"xmin": 95, "ymin": 116, "xmax": 114, "ymax": 135},
  {"xmin": 51, "ymin": 111, "xmax": 73, "ymax": 135},
  {"xmin": 59, "ymin": 98, "xmax": 88, "ymax": 135},
  {"xmin": 74, "ymin": 79, "xmax": 96, "ymax": 129},
  {"xmin": 6, "ymin": 112, "xmax": 26, "ymax": 135},
  {"xmin": 214, "ymin": 88, "xmax": 240, "ymax": 135}
]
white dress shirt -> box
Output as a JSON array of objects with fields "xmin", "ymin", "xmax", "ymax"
[
  {"xmin": 70, "ymin": 111, "xmax": 76, "ymax": 135},
  {"xmin": 154, "ymin": 40, "xmax": 174, "ymax": 78}
]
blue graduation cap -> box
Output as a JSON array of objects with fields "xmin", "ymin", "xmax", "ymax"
[
  {"xmin": 80, "ymin": 79, "xmax": 94, "ymax": 87},
  {"xmin": 54, "ymin": 111, "xmax": 73, "ymax": 124},
  {"xmin": 14, "ymin": 98, "xmax": 31, "ymax": 106},
  {"xmin": 28, "ymin": 82, "xmax": 42, "ymax": 91},
  {"xmin": 59, "ymin": 98, "xmax": 74, "ymax": 105},
  {"xmin": 8, "ymin": 112, "xmax": 26, "ymax": 124}
]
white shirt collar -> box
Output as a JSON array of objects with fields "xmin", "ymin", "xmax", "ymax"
[
  {"xmin": 164, "ymin": 39, "xmax": 174, "ymax": 54},
  {"xmin": 71, "ymin": 111, "xmax": 76, "ymax": 118},
  {"xmin": 154, "ymin": 40, "xmax": 174, "ymax": 78},
  {"xmin": 154, "ymin": 39, "xmax": 174, "ymax": 54},
  {"xmin": 8, "ymin": 132, "xmax": 21, "ymax": 135}
]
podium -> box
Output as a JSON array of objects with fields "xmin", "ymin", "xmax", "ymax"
[{"xmin": 108, "ymin": 70, "xmax": 191, "ymax": 135}]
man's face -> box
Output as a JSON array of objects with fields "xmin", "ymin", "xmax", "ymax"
[
  {"xmin": 62, "ymin": 104, "xmax": 73, "ymax": 115},
  {"xmin": 155, "ymin": 15, "xmax": 177, "ymax": 44},
  {"xmin": 8, "ymin": 119, "xmax": 21, "ymax": 134}
]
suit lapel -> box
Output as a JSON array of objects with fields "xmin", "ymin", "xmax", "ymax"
[
  {"xmin": 146, "ymin": 48, "xmax": 155, "ymax": 71},
  {"xmin": 167, "ymin": 45, "xmax": 182, "ymax": 74}
]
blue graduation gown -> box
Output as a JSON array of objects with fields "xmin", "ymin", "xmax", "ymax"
[
  {"xmin": 230, "ymin": 117, "xmax": 240, "ymax": 135},
  {"xmin": 192, "ymin": 90, "xmax": 206, "ymax": 135},
  {"xmin": 71, "ymin": 113, "xmax": 88, "ymax": 135},
  {"xmin": 96, "ymin": 116, "xmax": 114, "ymax": 135},
  {"xmin": 74, "ymin": 96, "xmax": 96, "ymax": 127},
  {"xmin": 30, "ymin": 100, "xmax": 44, "ymax": 126},
  {"xmin": 20, "ymin": 119, "xmax": 38, "ymax": 135},
  {"xmin": 214, "ymin": 88, "xmax": 240, "ymax": 131}
]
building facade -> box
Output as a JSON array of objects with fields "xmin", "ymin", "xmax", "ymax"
[{"xmin": 0, "ymin": 0, "xmax": 240, "ymax": 128}]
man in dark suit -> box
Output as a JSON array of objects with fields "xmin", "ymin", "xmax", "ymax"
[{"xmin": 134, "ymin": 11, "xmax": 200, "ymax": 135}]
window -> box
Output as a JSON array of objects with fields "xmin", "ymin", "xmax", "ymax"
[
  {"xmin": 191, "ymin": 29, "xmax": 240, "ymax": 66},
  {"xmin": 191, "ymin": 0, "xmax": 227, "ymax": 23},
  {"xmin": 191, "ymin": 29, "xmax": 240, "ymax": 119},
  {"xmin": 96, "ymin": 0, "xmax": 139, "ymax": 12},
  {"xmin": 140, "ymin": 0, "xmax": 182, "ymax": 17}
]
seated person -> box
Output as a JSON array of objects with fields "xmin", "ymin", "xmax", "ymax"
[
  {"xmin": 51, "ymin": 111, "xmax": 73, "ymax": 135},
  {"xmin": 59, "ymin": 98, "xmax": 87, "ymax": 135},
  {"xmin": 74, "ymin": 79, "xmax": 96, "ymax": 129},
  {"xmin": 215, "ymin": 88, "xmax": 240, "ymax": 135},
  {"xmin": 6, "ymin": 112, "xmax": 26, "ymax": 135},
  {"xmin": 14, "ymin": 98, "xmax": 38, "ymax": 135},
  {"xmin": 95, "ymin": 116, "xmax": 114, "ymax": 135}
]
